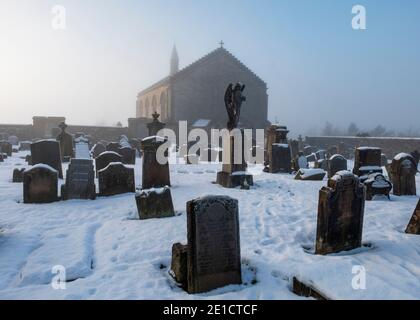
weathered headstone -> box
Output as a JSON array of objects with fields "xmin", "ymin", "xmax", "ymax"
[
  {"xmin": 353, "ymin": 147, "xmax": 382, "ymax": 177},
  {"xmin": 314, "ymin": 159, "xmax": 328, "ymax": 171},
  {"xmin": 388, "ymin": 153, "xmax": 417, "ymax": 196},
  {"xmin": 19, "ymin": 141, "xmax": 31, "ymax": 151},
  {"xmin": 292, "ymin": 152, "xmax": 308, "ymax": 171},
  {"xmin": 147, "ymin": 111, "xmax": 165, "ymax": 136},
  {"xmin": 106, "ymin": 142, "xmax": 120, "ymax": 153},
  {"xmin": 410, "ymin": 150, "xmax": 419, "ymax": 169},
  {"xmin": 141, "ymin": 136, "xmax": 171, "ymax": 189},
  {"xmin": 118, "ymin": 147, "xmax": 136, "ymax": 165},
  {"xmin": 56, "ymin": 122, "xmax": 74, "ymax": 161},
  {"xmin": 303, "ymin": 145, "xmax": 313, "ymax": 156},
  {"xmin": 98, "ymin": 163, "xmax": 135, "ymax": 196},
  {"xmin": 315, "ymin": 150, "xmax": 327, "ymax": 160},
  {"xmin": 170, "ymin": 196, "xmax": 242, "ymax": 294},
  {"xmin": 268, "ymin": 143, "xmax": 292, "ymax": 173},
  {"xmin": 405, "ymin": 199, "xmax": 420, "ymax": 235},
  {"xmin": 306, "ymin": 153, "xmax": 317, "ymax": 162},
  {"xmin": 30, "ymin": 140, "xmax": 63, "ymax": 179},
  {"xmin": 295, "ymin": 169, "xmax": 326, "ymax": 181},
  {"xmin": 315, "ymin": 171, "xmax": 365, "ymax": 255},
  {"xmin": 265, "ymin": 125, "xmax": 289, "ymax": 165},
  {"xmin": 23, "ymin": 164, "xmax": 58, "ymax": 203},
  {"xmin": 62, "ymin": 159, "xmax": 96, "ymax": 200},
  {"xmin": 95, "ymin": 151, "xmax": 122, "ymax": 174},
  {"xmin": 91, "ymin": 143, "xmax": 106, "ymax": 158},
  {"xmin": 13, "ymin": 168, "xmax": 26, "ymax": 182},
  {"xmin": 135, "ymin": 186, "xmax": 175, "ymax": 219},
  {"xmin": 0, "ymin": 141, "xmax": 12, "ymax": 156},
  {"xmin": 290, "ymin": 139, "xmax": 299, "ymax": 159},
  {"xmin": 364, "ymin": 173, "xmax": 392, "ymax": 200},
  {"xmin": 328, "ymin": 154, "xmax": 347, "ymax": 178}
]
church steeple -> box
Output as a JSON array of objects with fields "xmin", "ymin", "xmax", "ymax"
[{"xmin": 170, "ymin": 45, "xmax": 179, "ymax": 76}]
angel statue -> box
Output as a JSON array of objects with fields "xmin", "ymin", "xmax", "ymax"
[{"xmin": 224, "ymin": 82, "xmax": 246, "ymax": 130}]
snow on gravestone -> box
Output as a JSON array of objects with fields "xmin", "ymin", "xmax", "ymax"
[
  {"xmin": 315, "ymin": 171, "xmax": 365, "ymax": 255},
  {"xmin": 62, "ymin": 159, "xmax": 96, "ymax": 200},
  {"xmin": 91, "ymin": 143, "xmax": 106, "ymax": 159},
  {"xmin": 95, "ymin": 151, "xmax": 122, "ymax": 174},
  {"xmin": 353, "ymin": 147, "xmax": 382, "ymax": 177},
  {"xmin": 170, "ymin": 196, "xmax": 242, "ymax": 294},
  {"xmin": 388, "ymin": 153, "xmax": 417, "ymax": 196},
  {"xmin": 23, "ymin": 164, "xmax": 58, "ymax": 204},
  {"xmin": 328, "ymin": 154, "xmax": 347, "ymax": 178},
  {"xmin": 98, "ymin": 162, "xmax": 135, "ymax": 197},
  {"xmin": 30, "ymin": 140, "xmax": 63, "ymax": 179},
  {"xmin": 406, "ymin": 199, "xmax": 420, "ymax": 235},
  {"xmin": 135, "ymin": 186, "xmax": 174, "ymax": 220}
]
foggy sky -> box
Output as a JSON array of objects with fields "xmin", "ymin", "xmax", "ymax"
[{"xmin": 0, "ymin": 0, "xmax": 419, "ymax": 136}]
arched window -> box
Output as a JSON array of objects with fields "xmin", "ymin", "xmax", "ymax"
[
  {"xmin": 145, "ymin": 98, "xmax": 150, "ymax": 118},
  {"xmin": 160, "ymin": 92, "xmax": 167, "ymax": 120},
  {"xmin": 152, "ymin": 95, "xmax": 157, "ymax": 113}
]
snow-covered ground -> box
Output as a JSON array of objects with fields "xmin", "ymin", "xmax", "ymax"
[{"xmin": 0, "ymin": 151, "xmax": 419, "ymax": 300}]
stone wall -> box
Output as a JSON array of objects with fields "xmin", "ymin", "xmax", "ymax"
[{"xmin": 305, "ymin": 136, "xmax": 420, "ymax": 158}]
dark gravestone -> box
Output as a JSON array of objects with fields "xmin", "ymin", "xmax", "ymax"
[
  {"xmin": 23, "ymin": 165, "xmax": 58, "ymax": 203},
  {"xmin": 95, "ymin": 151, "xmax": 122, "ymax": 174},
  {"xmin": 290, "ymin": 140, "xmax": 299, "ymax": 159},
  {"xmin": 315, "ymin": 150, "xmax": 327, "ymax": 160},
  {"xmin": 353, "ymin": 147, "xmax": 382, "ymax": 177},
  {"xmin": 62, "ymin": 159, "xmax": 96, "ymax": 200},
  {"xmin": 141, "ymin": 136, "xmax": 171, "ymax": 189},
  {"xmin": 106, "ymin": 142, "xmax": 120, "ymax": 153},
  {"xmin": 268, "ymin": 143, "xmax": 292, "ymax": 173},
  {"xmin": 118, "ymin": 147, "xmax": 136, "ymax": 165},
  {"xmin": 30, "ymin": 140, "xmax": 63, "ymax": 179},
  {"xmin": 315, "ymin": 171, "xmax": 365, "ymax": 255},
  {"xmin": 25, "ymin": 154, "xmax": 32, "ymax": 165},
  {"xmin": 364, "ymin": 173, "xmax": 392, "ymax": 201},
  {"xmin": 13, "ymin": 168, "xmax": 26, "ymax": 183},
  {"xmin": 410, "ymin": 150, "xmax": 419, "ymax": 169},
  {"xmin": 135, "ymin": 186, "xmax": 175, "ymax": 219},
  {"xmin": 388, "ymin": 153, "xmax": 417, "ymax": 196},
  {"xmin": 170, "ymin": 196, "xmax": 242, "ymax": 294},
  {"xmin": 91, "ymin": 143, "xmax": 106, "ymax": 159},
  {"xmin": 56, "ymin": 122, "xmax": 74, "ymax": 160},
  {"xmin": 406, "ymin": 199, "xmax": 420, "ymax": 235},
  {"xmin": 147, "ymin": 111, "xmax": 165, "ymax": 136},
  {"xmin": 170, "ymin": 243, "xmax": 188, "ymax": 290},
  {"xmin": 0, "ymin": 141, "xmax": 12, "ymax": 156},
  {"xmin": 303, "ymin": 146, "xmax": 313, "ymax": 156},
  {"xmin": 328, "ymin": 154, "xmax": 347, "ymax": 178},
  {"xmin": 98, "ymin": 163, "xmax": 135, "ymax": 197},
  {"xmin": 381, "ymin": 154, "xmax": 388, "ymax": 167},
  {"xmin": 306, "ymin": 153, "xmax": 316, "ymax": 162},
  {"xmin": 264, "ymin": 125, "xmax": 289, "ymax": 165},
  {"xmin": 314, "ymin": 159, "xmax": 328, "ymax": 171}
]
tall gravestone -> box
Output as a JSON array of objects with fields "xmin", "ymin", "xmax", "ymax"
[
  {"xmin": 98, "ymin": 163, "xmax": 135, "ymax": 197},
  {"xmin": 170, "ymin": 196, "xmax": 242, "ymax": 294},
  {"xmin": 147, "ymin": 111, "xmax": 165, "ymax": 136},
  {"xmin": 91, "ymin": 143, "xmax": 106, "ymax": 158},
  {"xmin": 328, "ymin": 154, "xmax": 347, "ymax": 178},
  {"xmin": 406, "ymin": 199, "xmax": 420, "ymax": 235},
  {"xmin": 353, "ymin": 147, "xmax": 382, "ymax": 177},
  {"xmin": 0, "ymin": 141, "xmax": 12, "ymax": 157},
  {"xmin": 56, "ymin": 122, "xmax": 74, "ymax": 161},
  {"xmin": 388, "ymin": 153, "xmax": 417, "ymax": 196},
  {"xmin": 290, "ymin": 139, "xmax": 299, "ymax": 159},
  {"xmin": 106, "ymin": 142, "xmax": 120, "ymax": 153},
  {"xmin": 95, "ymin": 151, "xmax": 122, "ymax": 174},
  {"xmin": 23, "ymin": 165, "xmax": 58, "ymax": 203},
  {"xmin": 264, "ymin": 125, "xmax": 289, "ymax": 166},
  {"xmin": 31, "ymin": 140, "xmax": 63, "ymax": 179},
  {"xmin": 141, "ymin": 136, "xmax": 170, "ymax": 188},
  {"xmin": 62, "ymin": 159, "xmax": 96, "ymax": 200},
  {"xmin": 315, "ymin": 171, "xmax": 365, "ymax": 255},
  {"xmin": 268, "ymin": 143, "xmax": 292, "ymax": 173}
]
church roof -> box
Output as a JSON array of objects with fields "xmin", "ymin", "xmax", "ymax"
[{"xmin": 138, "ymin": 47, "xmax": 266, "ymax": 96}]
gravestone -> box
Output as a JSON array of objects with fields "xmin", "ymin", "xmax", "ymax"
[
  {"xmin": 314, "ymin": 159, "xmax": 328, "ymax": 171},
  {"xmin": 147, "ymin": 111, "xmax": 165, "ymax": 136},
  {"xmin": 328, "ymin": 154, "xmax": 347, "ymax": 178},
  {"xmin": 135, "ymin": 186, "xmax": 175, "ymax": 219},
  {"xmin": 315, "ymin": 171, "xmax": 365, "ymax": 255},
  {"xmin": 364, "ymin": 173, "xmax": 392, "ymax": 200},
  {"xmin": 353, "ymin": 147, "xmax": 382, "ymax": 177},
  {"xmin": 293, "ymin": 152, "xmax": 309, "ymax": 171},
  {"xmin": 290, "ymin": 140, "xmax": 299, "ymax": 159},
  {"xmin": 23, "ymin": 164, "xmax": 58, "ymax": 203},
  {"xmin": 306, "ymin": 153, "xmax": 317, "ymax": 162},
  {"xmin": 0, "ymin": 141, "xmax": 12, "ymax": 156},
  {"xmin": 95, "ymin": 151, "xmax": 122, "ymax": 174},
  {"xmin": 388, "ymin": 153, "xmax": 417, "ymax": 196},
  {"xmin": 25, "ymin": 154, "xmax": 32, "ymax": 165},
  {"xmin": 118, "ymin": 147, "xmax": 136, "ymax": 165},
  {"xmin": 265, "ymin": 125, "xmax": 289, "ymax": 165},
  {"xmin": 295, "ymin": 169, "xmax": 326, "ymax": 181},
  {"xmin": 405, "ymin": 199, "xmax": 420, "ymax": 235},
  {"xmin": 170, "ymin": 196, "xmax": 242, "ymax": 294},
  {"xmin": 381, "ymin": 154, "xmax": 388, "ymax": 167},
  {"xmin": 98, "ymin": 163, "xmax": 135, "ymax": 197},
  {"xmin": 19, "ymin": 141, "xmax": 31, "ymax": 151},
  {"xmin": 62, "ymin": 159, "xmax": 96, "ymax": 200},
  {"xmin": 141, "ymin": 136, "xmax": 171, "ymax": 189},
  {"xmin": 106, "ymin": 142, "xmax": 120, "ymax": 153},
  {"xmin": 315, "ymin": 150, "xmax": 327, "ymax": 160},
  {"xmin": 303, "ymin": 146, "xmax": 313, "ymax": 156},
  {"xmin": 56, "ymin": 122, "xmax": 74, "ymax": 161},
  {"xmin": 410, "ymin": 150, "xmax": 419, "ymax": 169},
  {"xmin": 170, "ymin": 243, "xmax": 188, "ymax": 290},
  {"xmin": 13, "ymin": 168, "xmax": 26, "ymax": 182},
  {"xmin": 91, "ymin": 143, "xmax": 106, "ymax": 158},
  {"xmin": 268, "ymin": 143, "xmax": 292, "ymax": 173},
  {"xmin": 75, "ymin": 141, "xmax": 91, "ymax": 159},
  {"xmin": 30, "ymin": 140, "xmax": 63, "ymax": 179}
]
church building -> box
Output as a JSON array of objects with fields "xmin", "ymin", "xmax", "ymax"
[{"xmin": 135, "ymin": 44, "xmax": 269, "ymax": 134}]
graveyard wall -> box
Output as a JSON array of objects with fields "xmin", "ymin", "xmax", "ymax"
[
  {"xmin": 0, "ymin": 124, "xmax": 33, "ymax": 140},
  {"xmin": 306, "ymin": 136, "xmax": 420, "ymax": 158}
]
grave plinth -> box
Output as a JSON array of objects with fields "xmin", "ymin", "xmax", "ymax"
[{"xmin": 135, "ymin": 186, "xmax": 175, "ymax": 220}]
